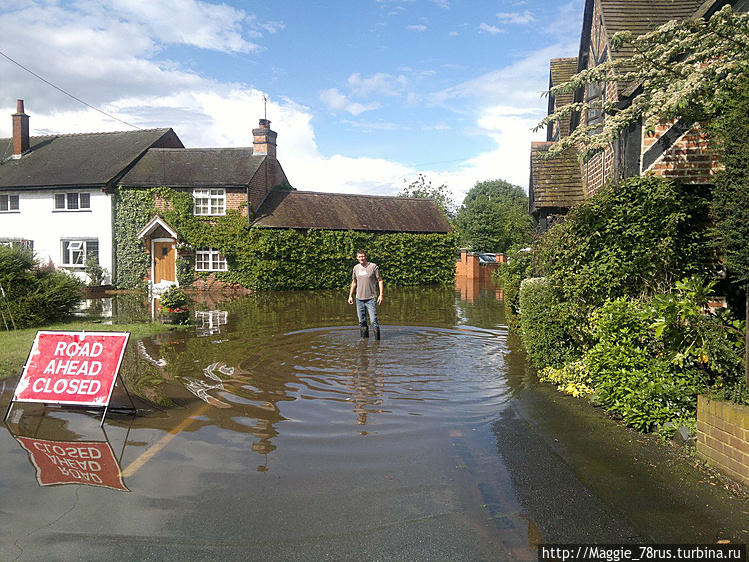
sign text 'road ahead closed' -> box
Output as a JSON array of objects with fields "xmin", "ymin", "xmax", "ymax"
[{"xmin": 14, "ymin": 331, "xmax": 129, "ymax": 407}]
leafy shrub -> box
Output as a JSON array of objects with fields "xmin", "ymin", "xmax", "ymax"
[
  {"xmin": 159, "ymin": 285, "xmax": 189, "ymax": 312},
  {"xmin": 538, "ymin": 360, "xmax": 595, "ymax": 397},
  {"xmin": 584, "ymin": 298, "xmax": 702, "ymax": 431},
  {"xmin": 0, "ymin": 245, "xmax": 82, "ymax": 328},
  {"xmin": 537, "ymin": 176, "xmax": 714, "ymax": 310},
  {"xmin": 493, "ymin": 245, "xmax": 533, "ymax": 316},
  {"xmin": 518, "ymin": 277, "xmax": 581, "ymax": 368},
  {"xmin": 549, "ymin": 280, "xmax": 746, "ymax": 432},
  {"xmin": 649, "ymin": 277, "xmax": 745, "ymax": 381}
]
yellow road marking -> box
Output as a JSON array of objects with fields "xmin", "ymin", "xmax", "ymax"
[{"xmin": 121, "ymin": 402, "xmax": 213, "ymax": 478}]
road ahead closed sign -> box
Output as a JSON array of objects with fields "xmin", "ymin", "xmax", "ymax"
[{"xmin": 14, "ymin": 331, "xmax": 130, "ymax": 407}]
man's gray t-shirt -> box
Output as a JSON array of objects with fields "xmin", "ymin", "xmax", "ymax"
[{"xmin": 352, "ymin": 262, "xmax": 381, "ymax": 300}]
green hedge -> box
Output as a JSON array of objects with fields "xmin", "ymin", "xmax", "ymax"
[{"xmin": 518, "ymin": 277, "xmax": 581, "ymax": 369}]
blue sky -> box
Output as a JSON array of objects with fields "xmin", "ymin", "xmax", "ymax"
[{"xmin": 0, "ymin": 0, "xmax": 584, "ymax": 203}]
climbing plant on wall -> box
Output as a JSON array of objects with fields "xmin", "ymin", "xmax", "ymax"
[
  {"xmin": 113, "ymin": 188, "xmax": 157, "ymax": 289},
  {"xmin": 114, "ymin": 186, "xmax": 457, "ymax": 291}
]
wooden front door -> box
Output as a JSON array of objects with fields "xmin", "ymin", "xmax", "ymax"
[{"xmin": 153, "ymin": 241, "xmax": 176, "ymax": 283}]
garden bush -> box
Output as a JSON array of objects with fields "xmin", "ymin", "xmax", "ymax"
[
  {"xmin": 518, "ymin": 277, "xmax": 581, "ymax": 369},
  {"xmin": 537, "ymin": 176, "xmax": 714, "ymax": 310},
  {"xmin": 493, "ymin": 245, "xmax": 533, "ymax": 316},
  {"xmin": 539, "ymin": 279, "xmax": 746, "ymax": 432},
  {"xmin": 0, "ymin": 246, "xmax": 82, "ymax": 328}
]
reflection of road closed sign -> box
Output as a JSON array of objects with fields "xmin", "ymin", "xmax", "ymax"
[
  {"xmin": 15, "ymin": 436, "xmax": 129, "ymax": 491},
  {"xmin": 13, "ymin": 331, "xmax": 129, "ymax": 407}
]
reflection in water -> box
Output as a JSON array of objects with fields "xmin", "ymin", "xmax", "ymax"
[
  {"xmin": 194, "ymin": 310, "xmax": 228, "ymax": 337},
  {"xmin": 346, "ymin": 342, "xmax": 385, "ymax": 432},
  {"xmin": 122, "ymin": 323, "xmax": 511, "ymax": 465}
]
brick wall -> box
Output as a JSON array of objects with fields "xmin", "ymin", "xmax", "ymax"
[
  {"xmin": 642, "ymin": 122, "xmax": 720, "ymax": 184},
  {"xmin": 248, "ymin": 158, "xmax": 288, "ymax": 212},
  {"xmin": 226, "ymin": 189, "xmax": 248, "ymax": 215},
  {"xmin": 583, "ymin": 145, "xmax": 615, "ymax": 198},
  {"xmin": 189, "ymin": 274, "xmax": 251, "ymax": 294},
  {"xmin": 696, "ymin": 395, "xmax": 749, "ymax": 488}
]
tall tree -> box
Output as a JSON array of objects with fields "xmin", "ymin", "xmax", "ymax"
[
  {"xmin": 538, "ymin": 6, "xmax": 749, "ymax": 383},
  {"xmin": 455, "ymin": 179, "xmax": 532, "ymax": 253},
  {"xmin": 399, "ymin": 173, "xmax": 457, "ymax": 221}
]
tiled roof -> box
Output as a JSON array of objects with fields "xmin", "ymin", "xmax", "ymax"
[
  {"xmin": 529, "ymin": 142, "xmax": 585, "ymax": 212},
  {"xmin": 0, "ymin": 129, "xmax": 182, "ymax": 189},
  {"xmin": 119, "ymin": 148, "xmax": 265, "ymax": 188},
  {"xmin": 548, "ymin": 57, "xmax": 579, "ymax": 138},
  {"xmin": 253, "ymin": 190, "xmax": 452, "ymax": 233},
  {"xmin": 550, "ymin": 57, "xmax": 578, "ymax": 99},
  {"xmin": 596, "ymin": 0, "xmax": 704, "ymax": 96}
]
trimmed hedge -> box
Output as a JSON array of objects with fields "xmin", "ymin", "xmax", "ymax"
[{"xmin": 518, "ymin": 277, "xmax": 581, "ymax": 369}]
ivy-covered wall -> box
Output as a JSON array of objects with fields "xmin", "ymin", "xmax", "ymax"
[{"xmin": 114, "ymin": 187, "xmax": 457, "ymax": 291}]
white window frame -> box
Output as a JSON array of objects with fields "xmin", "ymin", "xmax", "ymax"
[
  {"xmin": 61, "ymin": 238, "xmax": 98, "ymax": 268},
  {"xmin": 54, "ymin": 192, "xmax": 91, "ymax": 211},
  {"xmin": 195, "ymin": 249, "xmax": 227, "ymax": 272},
  {"xmin": 0, "ymin": 194, "xmax": 19, "ymax": 212},
  {"xmin": 193, "ymin": 188, "xmax": 226, "ymax": 216}
]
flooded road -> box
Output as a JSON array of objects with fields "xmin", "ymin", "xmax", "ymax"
[{"xmin": 1, "ymin": 282, "xmax": 747, "ymax": 561}]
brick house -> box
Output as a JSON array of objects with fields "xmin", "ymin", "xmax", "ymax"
[
  {"xmin": 120, "ymin": 119, "xmax": 289, "ymax": 290},
  {"xmin": 529, "ymin": 0, "xmax": 748, "ymax": 233},
  {"xmin": 124, "ymin": 127, "xmax": 451, "ymax": 292}
]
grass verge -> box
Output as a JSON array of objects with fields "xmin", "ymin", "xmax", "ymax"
[{"xmin": 0, "ymin": 319, "xmax": 176, "ymax": 380}]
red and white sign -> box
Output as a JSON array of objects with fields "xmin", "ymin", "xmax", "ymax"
[
  {"xmin": 16, "ymin": 436, "xmax": 129, "ymax": 491},
  {"xmin": 13, "ymin": 331, "xmax": 130, "ymax": 407}
]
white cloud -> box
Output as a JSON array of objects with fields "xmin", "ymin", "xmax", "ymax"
[
  {"xmin": 496, "ymin": 10, "xmax": 536, "ymax": 25},
  {"xmin": 347, "ymin": 73, "xmax": 408, "ymax": 98},
  {"xmin": 478, "ymin": 23, "xmax": 504, "ymax": 35},
  {"xmin": 319, "ymin": 88, "xmax": 381, "ymax": 115},
  {"xmin": 95, "ymin": 0, "xmax": 267, "ymax": 53},
  {"xmin": 406, "ymin": 24, "xmax": 427, "ymax": 31}
]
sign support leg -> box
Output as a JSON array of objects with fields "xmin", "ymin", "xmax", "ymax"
[{"xmin": 3, "ymin": 398, "xmax": 15, "ymax": 424}]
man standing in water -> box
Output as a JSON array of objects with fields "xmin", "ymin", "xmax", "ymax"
[{"xmin": 348, "ymin": 249, "xmax": 383, "ymax": 339}]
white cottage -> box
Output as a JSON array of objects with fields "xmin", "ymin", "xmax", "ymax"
[{"xmin": 0, "ymin": 100, "xmax": 183, "ymax": 284}]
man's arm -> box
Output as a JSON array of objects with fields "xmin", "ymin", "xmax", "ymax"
[
  {"xmin": 377, "ymin": 279, "xmax": 384, "ymax": 305},
  {"xmin": 348, "ymin": 279, "xmax": 356, "ymax": 305}
]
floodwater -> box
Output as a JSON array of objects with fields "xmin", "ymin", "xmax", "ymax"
[{"xmin": 1, "ymin": 281, "xmax": 747, "ymax": 561}]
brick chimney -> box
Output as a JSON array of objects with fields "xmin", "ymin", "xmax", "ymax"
[
  {"xmin": 252, "ymin": 119, "xmax": 277, "ymax": 158},
  {"xmin": 12, "ymin": 99, "xmax": 30, "ymax": 157}
]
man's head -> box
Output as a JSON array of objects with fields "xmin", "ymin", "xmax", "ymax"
[{"xmin": 356, "ymin": 250, "xmax": 368, "ymax": 265}]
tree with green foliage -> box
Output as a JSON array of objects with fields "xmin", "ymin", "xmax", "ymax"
[
  {"xmin": 399, "ymin": 173, "xmax": 457, "ymax": 221},
  {"xmin": 455, "ymin": 179, "xmax": 532, "ymax": 253},
  {"xmin": 0, "ymin": 246, "xmax": 82, "ymax": 329}
]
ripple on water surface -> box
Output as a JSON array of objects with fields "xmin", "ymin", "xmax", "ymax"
[{"xmin": 174, "ymin": 325, "xmax": 513, "ymax": 450}]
